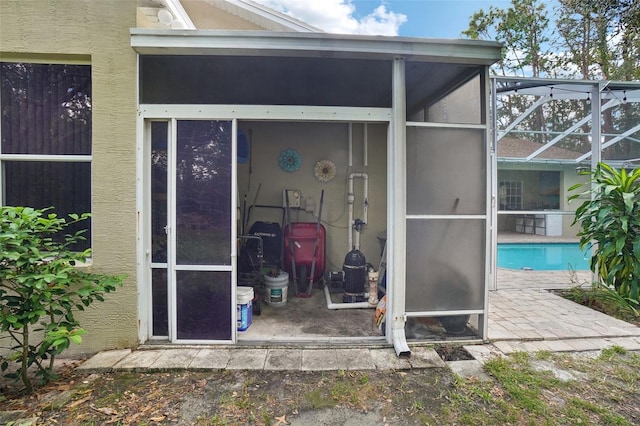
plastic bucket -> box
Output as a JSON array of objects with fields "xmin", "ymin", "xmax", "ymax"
[
  {"xmin": 263, "ymin": 271, "xmax": 289, "ymax": 307},
  {"xmin": 237, "ymin": 286, "xmax": 253, "ymax": 331}
]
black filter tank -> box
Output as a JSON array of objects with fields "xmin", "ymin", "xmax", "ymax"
[{"xmin": 342, "ymin": 249, "xmax": 367, "ymax": 294}]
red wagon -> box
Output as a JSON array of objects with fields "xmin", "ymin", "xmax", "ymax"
[{"xmin": 284, "ymin": 190, "xmax": 326, "ymax": 297}]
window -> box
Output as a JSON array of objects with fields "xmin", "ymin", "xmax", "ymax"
[
  {"xmin": 1, "ymin": 62, "xmax": 92, "ymax": 250},
  {"xmin": 499, "ymin": 180, "xmax": 522, "ymax": 210}
]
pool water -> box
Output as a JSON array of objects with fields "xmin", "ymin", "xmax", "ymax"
[{"xmin": 497, "ymin": 243, "xmax": 590, "ymax": 271}]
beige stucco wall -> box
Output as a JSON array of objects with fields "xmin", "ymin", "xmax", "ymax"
[
  {"xmin": 1, "ymin": 1, "xmax": 139, "ymax": 356},
  {"xmin": 237, "ymin": 122, "xmax": 388, "ymax": 271},
  {"xmin": 182, "ymin": 1, "xmax": 267, "ymax": 30}
]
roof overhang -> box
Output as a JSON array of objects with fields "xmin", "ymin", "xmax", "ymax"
[
  {"xmin": 131, "ymin": 29, "xmax": 503, "ymax": 64},
  {"xmin": 497, "ymin": 157, "xmax": 579, "ymax": 165},
  {"xmin": 213, "ymin": 0, "xmax": 322, "ymax": 32}
]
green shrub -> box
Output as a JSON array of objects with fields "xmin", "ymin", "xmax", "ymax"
[
  {"xmin": 569, "ymin": 163, "xmax": 640, "ymax": 309},
  {"xmin": 0, "ymin": 206, "xmax": 123, "ymax": 393}
]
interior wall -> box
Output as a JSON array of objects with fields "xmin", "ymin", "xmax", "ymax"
[{"xmin": 237, "ymin": 121, "xmax": 388, "ymax": 272}]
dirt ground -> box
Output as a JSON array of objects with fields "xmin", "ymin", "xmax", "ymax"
[
  {"xmin": 1, "ymin": 345, "xmax": 640, "ymax": 425},
  {"xmin": 2, "ymin": 288, "xmax": 640, "ymax": 425},
  {"xmin": 1, "ymin": 363, "xmax": 452, "ymax": 425}
]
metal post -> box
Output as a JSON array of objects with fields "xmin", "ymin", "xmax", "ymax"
[{"xmin": 389, "ymin": 57, "xmax": 410, "ymax": 357}]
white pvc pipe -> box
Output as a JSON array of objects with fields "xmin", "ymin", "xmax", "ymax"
[
  {"xmin": 347, "ymin": 172, "xmax": 368, "ymax": 250},
  {"xmin": 347, "ymin": 190, "xmax": 354, "ymax": 250},
  {"xmin": 363, "ymin": 174, "xmax": 368, "ymax": 224},
  {"xmin": 324, "ymin": 285, "xmax": 376, "ymax": 310}
]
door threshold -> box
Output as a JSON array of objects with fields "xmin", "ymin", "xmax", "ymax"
[{"xmin": 141, "ymin": 336, "xmax": 388, "ymax": 350}]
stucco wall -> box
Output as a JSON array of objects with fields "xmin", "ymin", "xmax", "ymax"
[
  {"xmin": 1, "ymin": 1, "xmax": 139, "ymax": 356},
  {"xmin": 182, "ymin": 1, "xmax": 267, "ymax": 30}
]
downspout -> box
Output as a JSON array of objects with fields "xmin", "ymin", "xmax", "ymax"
[
  {"xmin": 389, "ymin": 58, "xmax": 410, "ymax": 358},
  {"xmin": 348, "ymin": 123, "xmax": 354, "ymax": 250}
]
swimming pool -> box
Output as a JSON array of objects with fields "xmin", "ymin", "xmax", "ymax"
[{"xmin": 497, "ymin": 243, "xmax": 590, "ymax": 271}]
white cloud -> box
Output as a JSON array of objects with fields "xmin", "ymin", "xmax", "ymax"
[{"xmin": 253, "ymin": 0, "xmax": 407, "ymax": 36}]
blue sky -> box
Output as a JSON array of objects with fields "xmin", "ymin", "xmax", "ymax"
[
  {"xmin": 353, "ymin": 0, "xmax": 512, "ymax": 38},
  {"xmin": 254, "ymin": 0, "xmax": 515, "ymax": 37},
  {"xmin": 254, "ymin": 0, "xmax": 559, "ymax": 39}
]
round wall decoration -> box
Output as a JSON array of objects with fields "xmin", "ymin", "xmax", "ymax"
[
  {"xmin": 313, "ymin": 159, "xmax": 337, "ymax": 183},
  {"xmin": 279, "ymin": 148, "xmax": 302, "ymax": 173}
]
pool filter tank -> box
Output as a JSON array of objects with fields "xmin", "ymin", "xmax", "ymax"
[{"xmin": 342, "ymin": 248, "xmax": 367, "ymax": 302}]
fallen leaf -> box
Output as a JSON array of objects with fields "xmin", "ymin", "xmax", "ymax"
[
  {"xmin": 491, "ymin": 386, "xmax": 504, "ymax": 397},
  {"xmin": 90, "ymin": 404, "xmax": 118, "ymax": 416},
  {"xmin": 274, "ymin": 414, "xmax": 288, "ymax": 426},
  {"xmin": 150, "ymin": 416, "xmax": 166, "ymax": 422},
  {"xmin": 67, "ymin": 395, "xmax": 93, "ymax": 409}
]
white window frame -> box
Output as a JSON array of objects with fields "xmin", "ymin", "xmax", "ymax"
[{"xmin": 0, "ymin": 60, "xmax": 93, "ymax": 249}]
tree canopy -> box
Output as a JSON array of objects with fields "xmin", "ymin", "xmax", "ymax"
[{"xmin": 463, "ymin": 0, "xmax": 640, "ymax": 80}]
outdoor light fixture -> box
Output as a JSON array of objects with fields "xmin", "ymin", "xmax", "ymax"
[
  {"xmin": 154, "ymin": 0, "xmax": 195, "ymax": 29},
  {"xmin": 157, "ymin": 8, "xmax": 173, "ymax": 25},
  {"xmin": 575, "ymin": 164, "xmax": 590, "ymax": 174}
]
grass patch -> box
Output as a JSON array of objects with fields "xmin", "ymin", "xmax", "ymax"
[
  {"xmin": 560, "ymin": 285, "xmax": 639, "ymax": 324},
  {"xmin": 305, "ymin": 388, "xmax": 337, "ymax": 409},
  {"xmin": 439, "ymin": 349, "xmax": 640, "ymax": 425}
]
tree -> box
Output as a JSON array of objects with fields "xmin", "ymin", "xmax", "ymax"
[
  {"xmin": 464, "ymin": 0, "xmax": 552, "ymax": 143},
  {"xmin": 463, "ymin": 0, "xmax": 551, "ymax": 77},
  {"xmin": 465, "ymin": 0, "xmax": 640, "ymax": 81},
  {"xmin": 616, "ymin": 0, "xmax": 640, "ymax": 80}
]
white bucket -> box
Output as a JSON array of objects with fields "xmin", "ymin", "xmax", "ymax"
[
  {"xmin": 237, "ymin": 286, "xmax": 253, "ymax": 331},
  {"xmin": 263, "ymin": 271, "xmax": 289, "ymax": 307}
]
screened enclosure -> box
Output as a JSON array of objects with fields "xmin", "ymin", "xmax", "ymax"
[
  {"xmin": 492, "ymin": 77, "xmax": 640, "ymax": 288},
  {"xmin": 404, "ymin": 72, "xmax": 489, "ymax": 337},
  {"xmin": 133, "ymin": 30, "xmax": 501, "ymax": 351}
]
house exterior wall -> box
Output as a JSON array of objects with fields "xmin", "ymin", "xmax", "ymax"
[
  {"xmin": 181, "ymin": 1, "xmax": 268, "ymax": 30},
  {"xmin": 497, "ymin": 163, "xmax": 586, "ymax": 237},
  {"xmin": 1, "ymin": 0, "xmax": 139, "ymax": 355}
]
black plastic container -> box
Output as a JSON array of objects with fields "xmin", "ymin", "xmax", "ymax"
[{"xmin": 342, "ymin": 249, "xmax": 367, "ymax": 294}]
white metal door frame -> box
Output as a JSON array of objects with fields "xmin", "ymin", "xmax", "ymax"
[{"xmin": 136, "ymin": 105, "xmax": 392, "ymax": 345}]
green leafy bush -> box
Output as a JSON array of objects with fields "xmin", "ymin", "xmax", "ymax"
[
  {"xmin": 0, "ymin": 206, "xmax": 123, "ymax": 393},
  {"xmin": 569, "ymin": 163, "xmax": 640, "ymax": 309}
]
